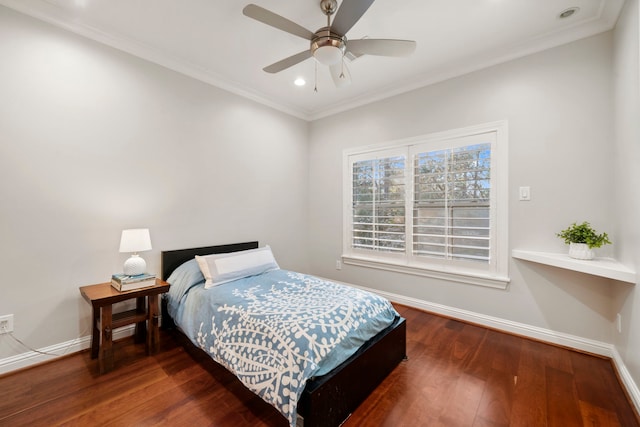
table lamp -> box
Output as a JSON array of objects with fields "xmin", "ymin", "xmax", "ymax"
[{"xmin": 119, "ymin": 228, "xmax": 152, "ymax": 276}]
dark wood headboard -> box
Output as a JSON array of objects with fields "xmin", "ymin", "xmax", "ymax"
[{"xmin": 160, "ymin": 241, "xmax": 259, "ymax": 280}]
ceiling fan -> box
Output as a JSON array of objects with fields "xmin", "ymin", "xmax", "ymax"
[{"xmin": 242, "ymin": 0, "xmax": 416, "ymax": 87}]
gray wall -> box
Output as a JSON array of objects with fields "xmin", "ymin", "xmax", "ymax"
[
  {"xmin": 308, "ymin": 33, "xmax": 616, "ymax": 342},
  {"xmin": 0, "ymin": 6, "xmax": 309, "ymax": 358},
  {"xmin": 612, "ymin": 0, "xmax": 640, "ymax": 390}
]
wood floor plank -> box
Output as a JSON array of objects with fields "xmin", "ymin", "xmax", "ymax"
[
  {"xmin": 451, "ymin": 321, "xmax": 488, "ymax": 367},
  {"xmin": 546, "ymin": 366, "xmax": 583, "ymax": 427},
  {"xmin": 490, "ymin": 332, "xmax": 522, "ymax": 376},
  {"xmin": 509, "ymin": 340, "xmax": 548, "ymax": 427},
  {"xmin": 0, "ymin": 305, "xmax": 637, "ymax": 427},
  {"xmin": 435, "ymin": 373, "xmax": 485, "ymax": 427},
  {"xmin": 579, "ymin": 400, "xmax": 621, "ymax": 427},
  {"xmin": 473, "ymin": 368, "xmax": 515, "ymax": 427},
  {"xmin": 464, "ymin": 329, "xmax": 501, "ymax": 381},
  {"xmin": 571, "ymin": 351, "xmax": 618, "ymax": 412},
  {"xmin": 541, "ymin": 341, "xmax": 575, "ymax": 375}
]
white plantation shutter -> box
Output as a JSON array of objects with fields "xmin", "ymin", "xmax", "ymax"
[
  {"xmin": 343, "ymin": 122, "xmax": 508, "ymax": 288},
  {"xmin": 412, "ymin": 142, "xmax": 491, "ymax": 262},
  {"xmin": 351, "ymin": 153, "xmax": 406, "ymax": 253}
]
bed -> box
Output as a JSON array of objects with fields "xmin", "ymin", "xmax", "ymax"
[{"xmin": 161, "ymin": 241, "xmax": 406, "ymax": 427}]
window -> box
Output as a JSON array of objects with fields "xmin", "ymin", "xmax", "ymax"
[{"xmin": 343, "ymin": 122, "xmax": 509, "ymax": 288}]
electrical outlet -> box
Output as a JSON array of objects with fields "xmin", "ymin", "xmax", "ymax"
[
  {"xmin": 336, "ymin": 260, "xmax": 342, "ymax": 270},
  {"xmin": 0, "ymin": 314, "xmax": 14, "ymax": 334}
]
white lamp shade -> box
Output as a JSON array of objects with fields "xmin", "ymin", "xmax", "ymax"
[{"xmin": 119, "ymin": 229, "xmax": 152, "ymax": 253}]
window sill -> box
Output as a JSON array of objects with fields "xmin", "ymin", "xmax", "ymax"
[
  {"xmin": 342, "ymin": 255, "xmax": 510, "ymax": 289},
  {"xmin": 512, "ymin": 249, "xmax": 636, "ymax": 284}
]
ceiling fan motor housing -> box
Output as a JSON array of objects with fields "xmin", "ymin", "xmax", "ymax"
[{"xmin": 311, "ymin": 28, "xmax": 345, "ymax": 65}]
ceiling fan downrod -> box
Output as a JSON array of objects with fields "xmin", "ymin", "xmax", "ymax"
[
  {"xmin": 320, "ymin": 0, "xmax": 338, "ymax": 20},
  {"xmin": 312, "ymin": 0, "xmax": 345, "ymax": 66}
]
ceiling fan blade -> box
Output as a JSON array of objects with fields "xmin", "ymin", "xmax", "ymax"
[
  {"xmin": 331, "ymin": 0, "xmax": 375, "ymax": 36},
  {"xmin": 243, "ymin": 4, "xmax": 315, "ymax": 40},
  {"xmin": 347, "ymin": 39, "xmax": 416, "ymax": 57},
  {"xmin": 345, "ymin": 51, "xmax": 363, "ymax": 62},
  {"xmin": 263, "ymin": 50, "xmax": 312, "ymax": 73},
  {"xmin": 329, "ymin": 63, "xmax": 351, "ymax": 88}
]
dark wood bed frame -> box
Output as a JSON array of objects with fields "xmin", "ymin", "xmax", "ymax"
[{"xmin": 160, "ymin": 241, "xmax": 406, "ymax": 427}]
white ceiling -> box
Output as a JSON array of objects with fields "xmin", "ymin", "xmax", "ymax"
[{"xmin": 0, "ymin": 0, "xmax": 624, "ymax": 120}]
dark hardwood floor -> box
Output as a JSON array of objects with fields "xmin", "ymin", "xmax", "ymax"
[{"xmin": 0, "ymin": 305, "xmax": 638, "ymax": 426}]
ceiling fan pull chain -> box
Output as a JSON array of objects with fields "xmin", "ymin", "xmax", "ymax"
[
  {"xmin": 340, "ymin": 53, "xmax": 345, "ymax": 79},
  {"xmin": 314, "ymin": 60, "xmax": 318, "ymax": 93}
]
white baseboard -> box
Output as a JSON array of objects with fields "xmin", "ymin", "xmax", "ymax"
[
  {"xmin": 0, "ymin": 325, "xmax": 134, "ymax": 376},
  {"xmin": 611, "ymin": 346, "xmax": 640, "ymax": 415},
  {"xmin": 377, "ymin": 289, "xmax": 614, "ymax": 356},
  {"xmin": 353, "ymin": 285, "xmax": 640, "ymax": 415}
]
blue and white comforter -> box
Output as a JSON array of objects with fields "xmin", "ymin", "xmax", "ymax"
[{"xmin": 167, "ymin": 264, "xmax": 399, "ymax": 426}]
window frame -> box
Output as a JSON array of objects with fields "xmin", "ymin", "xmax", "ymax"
[{"xmin": 342, "ymin": 121, "xmax": 510, "ymax": 289}]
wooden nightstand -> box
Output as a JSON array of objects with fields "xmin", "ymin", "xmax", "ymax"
[{"xmin": 79, "ymin": 280, "xmax": 170, "ymax": 374}]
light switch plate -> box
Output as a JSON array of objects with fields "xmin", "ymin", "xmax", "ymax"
[{"xmin": 0, "ymin": 314, "xmax": 14, "ymax": 334}]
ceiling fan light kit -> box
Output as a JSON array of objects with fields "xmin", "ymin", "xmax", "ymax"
[
  {"xmin": 311, "ymin": 30, "xmax": 346, "ymax": 66},
  {"xmin": 242, "ymin": 0, "xmax": 416, "ymax": 88}
]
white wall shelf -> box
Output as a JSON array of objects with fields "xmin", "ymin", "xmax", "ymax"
[{"xmin": 512, "ymin": 249, "xmax": 636, "ymax": 284}]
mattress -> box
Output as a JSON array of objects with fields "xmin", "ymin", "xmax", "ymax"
[{"xmin": 166, "ymin": 260, "xmax": 399, "ymax": 426}]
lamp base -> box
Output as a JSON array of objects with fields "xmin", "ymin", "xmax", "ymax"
[{"xmin": 123, "ymin": 254, "xmax": 147, "ymax": 276}]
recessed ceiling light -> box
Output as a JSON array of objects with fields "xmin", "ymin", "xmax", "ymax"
[
  {"xmin": 559, "ymin": 7, "xmax": 579, "ymax": 19},
  {"xmin": 294, "ymin": 78, "xmax": 306, "ymax": 87}
]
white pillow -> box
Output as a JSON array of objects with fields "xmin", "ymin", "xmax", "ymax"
[{"xmin": 195, "ymin": 245, "xmax": 279, "ymax": 289}]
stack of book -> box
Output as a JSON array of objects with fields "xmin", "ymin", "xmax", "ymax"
[{"xmin": 111, "ymin": 273, "xmax": 156, "ymax": 292}]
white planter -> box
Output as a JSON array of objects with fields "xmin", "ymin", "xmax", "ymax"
[{"xmin": 568, "ymin": 242, "xmax": 594, "ymax": 260}]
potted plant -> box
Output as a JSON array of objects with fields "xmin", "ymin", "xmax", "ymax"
[{"xmin": 556, "ymin": 221, "xmax": 611, "ymax": 260}]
